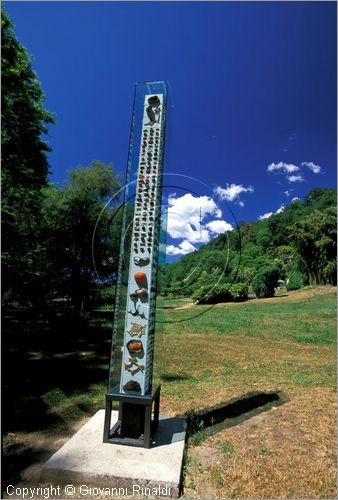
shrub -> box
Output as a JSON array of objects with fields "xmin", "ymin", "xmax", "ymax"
[
  {"xmin": 228, "ymin": 283, "xmax": 248, "ymax": 301},
  {"xmin": 192, "ymin": 285, "xmax": 230, "ymax": 304},
  {"xmin": 252, "ymin": 266, "xmax": 280, "ymax": 298},
  {"xmin": 192, "ymin": 283, "xmax": 248, "ymax": 304},
  {"xmin": 286, "ymin": 271, "xmax": 306, "ymax": 291}
]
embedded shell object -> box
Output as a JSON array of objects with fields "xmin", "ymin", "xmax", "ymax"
[
  {"xmin": 130, "ymin": 288, "xmax": 148, "ymax": 300},
  {"xmin": 127, "ymin": 339, "xmax": 144, "ymax": 355},
  {"xmin": 148, "ymin": 95, "xmax": 161, "ymax": 106},
  {"xmin": 134, "ymin": 271, "xmax": 148, "ymax": 287},
  {"xmin": 123, "ymin": 380, "xmax": 141, "ymax": 392}
]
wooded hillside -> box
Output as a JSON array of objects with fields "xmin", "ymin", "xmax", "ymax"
[{"xmin": 159, "ymin": 188, "xmax": 336, "ymax": 302}]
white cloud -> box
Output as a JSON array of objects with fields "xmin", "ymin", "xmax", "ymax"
[
  {"xmin": 287, "ymin": 174, "xmax": 304, "ymax": 183},
  {"xmin": 166, "ymin": 193, "xmax": 233, "ymax": 254},
  {"xmin": 267, "ymin": 162, "xmax": 299, "ymax": 174},
  {"xmin": 258, "ymin": 204, "xmax": 284, "ymax": 220},
  {"xmin": 284, "ymin": 190, "xmax": 293, "ymax": 197},
  {"xmin": 258, "ymin": 211, "xmax": 274, "ymax": 220},
  {"xmin": 166, "ymin": 240, "xmax": 197, "ymax": 256},
  {"xmin": 214, "ymin": 183, "xmax": 254, "ymax": 206},
  {"xmin": 301, "ymin": 161, "xmax": 321, "ymax": 174},
  {"xmin": 167, "ymin": 193, "xmax": 219, "ymax": 243},
  {"xmin": 168, "ymin": 193, "xmax": 218, "ymax": 220},
  {"xmin": 206, "ymin": 220, "xmax": 233, "ymax": 234},
  {"xmin": 292, "ymin": 197, "xmax": 300, "ymax": 202}
]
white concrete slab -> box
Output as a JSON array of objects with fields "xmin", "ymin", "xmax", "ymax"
[{"xmin": 42, "ymin": 410, "xmax": 186, "ymax": 497}]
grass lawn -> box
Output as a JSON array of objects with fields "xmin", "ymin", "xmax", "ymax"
[
  {"xmin": 159, "ymin": 286, "xmax": 336, "ymax": 498},
  {"xmin": 3, "ymin": 286, "xmax": 336, "ymax": 498}
]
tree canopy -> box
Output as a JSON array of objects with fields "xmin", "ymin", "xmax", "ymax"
[
  {"xmin": 41, "ymin": 161, "xmax": 121, "ymax": 309},
  {"xmin": 1, "ymin": 10, "xmax": 123, "ymax": 310},
  {"xmin": 1, "ymin": 9, "xmax": 55, "ymax": 300}
]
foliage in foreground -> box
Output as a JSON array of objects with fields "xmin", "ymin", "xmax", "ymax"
[
  {"xmin": 1, "ymin": 9, "xmax": 55, "ymax": 301},
  {"xmin": 1, "ymin": 10, "xmax": 123, "ymax": 310},
  {"xmin": 41, "ymin": 161, "xmax": 121, "ymax": 309}
]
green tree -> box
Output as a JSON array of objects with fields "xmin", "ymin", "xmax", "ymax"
[
  {"xmin": 286, "ymin": 270, "xmax": 306, "ymax": 291},
  {"xmin": 255, "ymin": 223, "xmax": 274, "ymax": 252},
  {"xmin": 252, "ymin": 265, "xmax": 280, "ymax": 298},
  {"xmin": 289, "ymin": 208, "xmax": 336, "ymax": 285},
  {"xmin": 240, "ymin": 243, "xmax": 264, "ymax": 269},
  {"xmin": 304, "ymin": 187, "xmax": 336, "ymax": 210},
  {"xmin": 41, "ymin": 161, "xmax": 121, "ymax": 309},
  {"xmin": 153, "ymin": 187, "xmax": 336, "ymax": 297},
  {"xmin": 241, "ymin": 223, "xmax": 255, "ymax": 246},
  {"xmin": 235, "ymin": 266, "xmax": 256, "ymax": 287},
  {"xmin": 1, "ymin": 9, "xmax": 55, "ymax": 301}
]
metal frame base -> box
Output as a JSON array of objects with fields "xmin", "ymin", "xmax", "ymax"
[{"xmin": 103, "ymin": 384, "xmax": 161, "ymax": 449}]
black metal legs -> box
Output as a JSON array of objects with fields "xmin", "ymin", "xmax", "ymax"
[
  {"xmin": 153, "ymin": 390, "xmax": 160, "ymax": 431},
  {"xmin": 103, "ymin": 385, "xmax": 161, "ymax": 448},
  {"xmin": 143, "ymin": 405, "xmax": 152, "ymax": 448}
]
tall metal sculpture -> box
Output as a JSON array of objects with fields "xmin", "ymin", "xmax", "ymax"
[{"xmin": 103, "ymin": 81, "xmax": 168, "ymax": 448}]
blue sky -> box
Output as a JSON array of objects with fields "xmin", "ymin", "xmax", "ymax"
[{"xmin": 5, "ymin": 1, "xmax": 337, "ymax": 259}]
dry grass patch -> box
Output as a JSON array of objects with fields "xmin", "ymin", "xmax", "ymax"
[
  {"xmin": 158, "ymin": 332, "xmax": 335, "ymax": 416},
  {"xmin": 249, "ymin": 285, "xmax": 336, "ymax": 304},
  {"xmin": 185, "ymin": 386, "xmax": 336, "ymax": 499},
  {"xmin": 3, "ymin": 286, "xmax": 336, "ymax": 498},
  {"xmin": 160, "ymin": 287, "xmax": 336, "ymax": 498}
]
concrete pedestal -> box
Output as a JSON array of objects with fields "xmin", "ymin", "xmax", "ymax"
[{"xmin": 43, "ymin": 410, "xmax": 186, "ymax": 498}]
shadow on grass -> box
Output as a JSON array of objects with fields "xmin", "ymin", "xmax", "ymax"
[
  {"xmin": 3, "ymin": 305, "xmax": 114, "ymax": 489},
  {"xmin": 161, "ymin": 374, "xmax": 191, "ymax": 382},
  {"xmin": 3, "ymin": 305, "xmax": 112, "ymax": 435},
  {"xmin": 2, "ymin": 442, "xmax": 48, "ymax": 491},
  {"xmin": 185, "ymin": 391, "xmax": 287, "ymax": 443}
]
